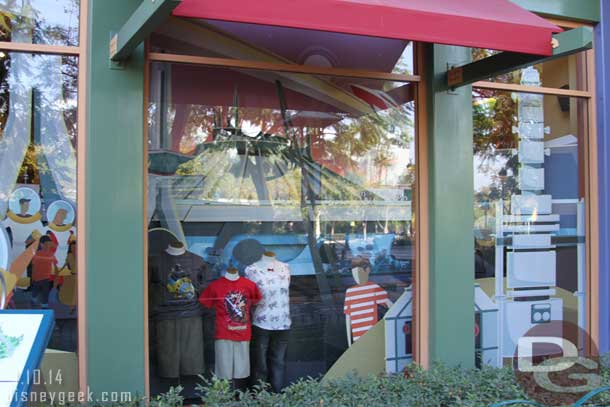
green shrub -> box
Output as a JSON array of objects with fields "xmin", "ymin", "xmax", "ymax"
[
  {"xmin": 192, "ymin": 362, "xmax": 610, "ymax": 407},
  {"xmin": 59, "ymin": 361, "xmax": 610, "ymax": 406}
]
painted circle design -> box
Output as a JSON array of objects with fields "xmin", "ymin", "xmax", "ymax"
[
  {"xmin": 8, "ymin": 187, "xmax": 41, "ymax": 217},
  {"xmin": 46, "ymin": 200, "xmax": 75, "ymax": 225}
]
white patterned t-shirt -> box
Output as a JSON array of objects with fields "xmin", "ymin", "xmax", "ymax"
[{"xmin": 245, "ymin": 258, "xmax": 291, "ymax": 330}]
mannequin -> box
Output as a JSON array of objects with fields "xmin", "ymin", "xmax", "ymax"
[
  {"xmin": 149, "ymin": 240, "xmax": 207, "ymax": 380},
  {"xmin": 344, "ymin": 266, "xmax": 392, "ymax": 346},
  {"xmin": 245, "ymin": 250, "xmax": 292, "ymax": 392},
  {"xmin": 199, "ymin": 266, "xmax": 261, "ymax": 386}
]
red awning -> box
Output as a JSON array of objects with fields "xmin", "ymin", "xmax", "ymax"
[{"xmin": 172, "ymin": 0, "xmax": 562, "ymax": 56}]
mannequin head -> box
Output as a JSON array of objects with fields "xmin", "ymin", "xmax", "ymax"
[
  {"xmin": 351, "ymin": 266, "xmax": 371, "ymax": 285},
  {"xmin": 166, "ymin": 239, "xmax": 186, "ymax": 256},
  {"xmin": 224, "ymin": 266, "xmax": 240, "ymax": 281}
]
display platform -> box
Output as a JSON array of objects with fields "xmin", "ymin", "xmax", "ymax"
[{"xmin": 0, "ymin": 310, "xmax": 54, "ymax": 407}]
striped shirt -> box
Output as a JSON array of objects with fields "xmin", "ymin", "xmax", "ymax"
[{"xmin": 343, "ymin": 282, "xmax": 390, "ymax": 342}]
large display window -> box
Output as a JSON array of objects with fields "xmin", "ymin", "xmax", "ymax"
[
  {"xmin": 472, "ymin": 50, "xmax": 595, "ymax": 367},
  {"xmin": 146, "ymin": 58, "xmax": 418, "ymax": 396}
]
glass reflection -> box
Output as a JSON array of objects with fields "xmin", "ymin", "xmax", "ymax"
[
  {"xmin": 473, "ymin": 77, "xmax": 587, "ymax": 367},
  {"xmin": 0, "ymin": 0, "xmax": 79, "ymax": 46},
  {"xmin": 147, "ymin": 65, "xmax": 416, "ymax": 397},
  {"xmin": 0, "ymin": 51, "xmax": 78, "ymax": 354}
]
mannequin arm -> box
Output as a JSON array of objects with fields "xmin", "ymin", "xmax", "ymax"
[{"xmin": 345, "ymin": 315, "xmax": 352, "ymax": 347}]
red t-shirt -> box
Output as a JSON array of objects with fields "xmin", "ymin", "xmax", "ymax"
[{"xmin": 199, "ymin": 276, "xmax": 261, "ymax": 341}]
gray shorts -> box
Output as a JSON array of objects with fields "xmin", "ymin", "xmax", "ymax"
[
  {"xmin": 156, "ymin": 316, "xmax": 204, "ymax": 378},
  {"xmin": 214, "ymin": 340, "xmax": 250, "ymax": 379}
]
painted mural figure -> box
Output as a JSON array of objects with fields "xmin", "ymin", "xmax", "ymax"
[
  {"xmin": 1, "ymin": 188, "xmax": 44, "ymax": 284},
  {"xmin": 344, "ymin": 265, "xmax": 392, "ymax": 345}
]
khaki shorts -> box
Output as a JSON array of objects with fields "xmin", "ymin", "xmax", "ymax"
[{"xmin": 214, "ymin": 340, "xmax": 250, "ymax": 379}]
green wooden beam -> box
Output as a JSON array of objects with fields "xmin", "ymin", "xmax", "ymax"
[
  {"xmin": 425, "ymin": 43, "xmax": 475, "ymax": 367},
  {"xmin": 88, "ymin": 0, "xmax": 147, "ymax": 395},
  {"xmin": 110, "ymin": 0, "xmax": 181, "ymax": 61},
  {"xmin": 511, "ymin": 0, "xmax": 600, "ymax": 23},
  {"xmin": 446, "ymin": 26, "xmax": 593, "ymax": 89}
]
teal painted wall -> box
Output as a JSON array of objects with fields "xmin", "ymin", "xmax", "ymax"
[
  {"xmin": 511, "ymin": 0, "xmax": 600, "ymax": 23},
  {"xmin": 425, "ymin": 44, "xmax": 475, "ymax": 366},
  {"xmin": 86, "ymin": 0, "xmax": 146, "ymax": 395}
]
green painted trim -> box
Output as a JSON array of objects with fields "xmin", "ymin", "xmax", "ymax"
[
  {"xmin": 87, "ymin": 0, "xmax": 146, "ymax": 395},
  {"xmin": 510, "ymin": 0, "xmax": 600, "ymax": 23},
  {"xmin": 447, "ymin": 26, "xmax": 593, "ymax": 89},
  {"xmin": 111, "ymin": 0, "xmax": 181, "ymax": 61},
  {"xmin": 425, "ymin": 44, "xmax": 475, "ymax": 367}
]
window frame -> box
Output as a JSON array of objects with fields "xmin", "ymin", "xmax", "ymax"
[
  {"xmin": 0, "ymin": 0, "xmax": 89, "ymax": 394},
  {"xmin": 142, "ymin": 29, "xmax": 426, "ymax": 396}
]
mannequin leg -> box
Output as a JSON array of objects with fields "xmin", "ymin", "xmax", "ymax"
[
  {"xmin": 252, "ymin": 326, "xmax": 271, "ymax": 388},
  {"xmin": 156, "ymin": 319, "xmax": 180, "ymax": 379},
  {"xmin": 179, "ymin": 316, "xmax": 204, "ymax": 376},
  {"xmin": 268, "ymin": 329, "xmax": 290, "ymax": 393}
]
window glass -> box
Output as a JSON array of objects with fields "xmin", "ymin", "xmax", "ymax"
[
  {"xmin": 0, "ymin": 52, "xmax": 79, "ymax": 354},
  {"xmin": 473, "ymin": 67, "xmax": 588, "ymax": 367},
  {"xmin": 147, "ymin": 64, "xmax": 416, "ymax": 398},
  {"xmin": 151, "ymin": 19, "xmax": 414, "ymax": 75},
  {"xmin": 472, "ymin": 49, "xmax": 588, "ymax": 91},
  {"xmin": 0, "ymin": 0, "xmax": 80, "ymax": 46}
]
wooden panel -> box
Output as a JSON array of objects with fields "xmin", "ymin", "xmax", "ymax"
[
  {"xmin": 76, "ymin": 0, "xmax": 88, "ymax": 395},
  {"xmin": 0, "ymin": 41, "xmax": 80, "ymax": 55},
  {"xmin": 148, "ymin": 52, "xmax": 420, "ymax": 83},
  {"xmin": 473, "ymin": 81, "xmax": 592, "ymax": 98},
  {"xmin": 414, "ymin": 43, "xmax": 429, "ymax": 368},
  {"xmin": 585, "ymin": 49, "xmax": 599, "ymax": 352},
  {"xmin": 142, "ymin": 40, "xmax": 151, "ymax": 400}
]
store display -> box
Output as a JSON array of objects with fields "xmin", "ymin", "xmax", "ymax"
[
  {"xmin": 246, "ymin": 250, "xmax": 291, "ymax": 392},
  {"xmin": 199, "ymin": 268, "xmax": 261, "ymax": 379},
  {"xmin": 245, "ymin": 252, "xmax": 291, "ymax": 330},
  {"xmin": 57, "ymin": 234, "xmax": 77, "ymax": 308},
  {"xmin": 518, "ymin": 140, "xmax": 545, "ymax": 164},
  {"xmin": 0, "ymin": 228, "xmax": 8, "ymax": 272},
  {"xmin": 519, "ymin": 166, "xmax": 545, "ymax": 191},
  {"xmin": 149, "ymin": 241, "xmax": 208, "ymax": 378},
  {"xmin": 344, "ymin": 266, "xmax": 392, "ymax": 345},
  {"xmin": 43, "ymin": 200, "xmax": 76, "ymax": 268},
  {"xmin": 2, "ymin": 188, "xmax": 44, "ymax": 273},
  {"xmin": 146, "ymin": 59, "xmax": 416, "ymax": 393},
  {"xmin": 489, "ymin": 66, "xmax": 582, "ymax": 363},
  {"xmin": 30, "ymin": 235, "xmax": 58, "ymax": 308}
]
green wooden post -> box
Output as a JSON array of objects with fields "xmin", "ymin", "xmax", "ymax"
[
  {"xmin": 425, "ymin": 44, "xmax": 475, "ymax": 366},
  {"xmin": 86, "ymin": 0, "xmax": 146, "ymax": 395}
]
